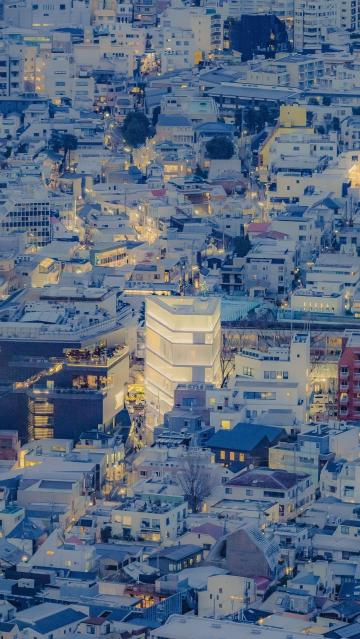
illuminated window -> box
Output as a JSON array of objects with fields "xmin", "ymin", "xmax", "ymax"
[
  {"xmin": 229, "ymin": 452, "xmax": 235, "ymax": 462},
  {"xmin": 221, "ymin": 420, "xmax": 231, "ymax": 430},
  {"xmin": 46, "ymin": 550, "xmax": 55, "ymax": 556},
  {"xmin": 239, "ymin": 453, "xmax": 245, "ymax": 462},
  {"xmin": 220, "ymin": 450, "xmax": 226, "ymax": 460}
]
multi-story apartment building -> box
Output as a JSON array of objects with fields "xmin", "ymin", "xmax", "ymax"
[
  {"xmin": 0, "ymin": 49, "xmax": 22, "ymax": 96},
  {"xmin": 338, "ymin": 332, "xmax": 360, "ymax": 421},
  {"xmin": 110, "ymin": 495, "xmax": 187, "ymax": 542},
  {"xmin": 321, "ymin": 457, "xmax": 360, "ymax": 502},
  {"xmin": 270, "ymin": 423, "xmax": 359, "ymax": 486},
  {"xmin": 225, "ymin": 467, "xmax": 315, "ymax": 520},
  {"xmin": 233, "ymin": 333, "xmax": 311, "ymax": 426},
  {"xmin": 294, "ymin": 0, "xmax": 337, "ymax": 52},
  {"xmin": 336, "ymin": 0, "xmax": 360, "ymax": 31},
  {"xmin": 4, "ymin": 0, "xmax": 74, "ymax": 29},
  {"xmin": 243, "ymin": 243, "xmax": 295, "ymax": 298},
  {"xmin": 306, "ymin": 253, "xmax": 360, "ymax": 310}
]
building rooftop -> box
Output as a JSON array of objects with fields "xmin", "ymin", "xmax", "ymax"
[
  {"xmin": 207, "ymin": 423, "xmax": 284, "ymax": 452},
  {"xmin": 227, "ymin": 468, "xmax": 310, "ymax": 489}
]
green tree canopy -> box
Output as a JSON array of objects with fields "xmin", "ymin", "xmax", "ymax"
[
  {"xmin": 49, "ymin": 131, "xmax": 78, "ymax": 171},
  {"xmin": 206, "ymin": 135, "xmax": 234, "ymax": 159},
  {"xmin": 233, "ymin": 234, "xmax": 251, "ymax": 257},
  {"xmin": 122, "ymin": 111, "xmax": 151, "ymax": 148}
]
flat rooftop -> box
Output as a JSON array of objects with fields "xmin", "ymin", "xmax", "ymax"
[{"xmin": 152, "ymin": 615, "xmax": 312, "ymax": 639}]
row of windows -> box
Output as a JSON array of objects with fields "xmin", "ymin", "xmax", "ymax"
[
  {"xmin": 221, "ymin": 451, "xmax": 245, "ymax": 462},
  {"xmin": 243, "ymin": 391, "xmax": 276, "ymax": 400}
]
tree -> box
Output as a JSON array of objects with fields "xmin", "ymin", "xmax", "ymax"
[
  {"xmin": 122, "ymin": 111, "xmax": 151, "ymax": 148},
  {"xmin": 177, "ymin": 452, "xmax": 217, "ymax": 513},
  {"xmin": 100, "ymin": 525, "xmax": 112, "ymax": 543},
  {"xmin": 331, "ymin": 117, "xmax": 340, "ymax": 132},
  {"xmin": 233, "ymin": 234, "xmax": 251, "ymax": 257},
  {"xmin": 152, "ymin": 105, "xmax": 161, "ymax": 126},
  {"xmin": 244, "ymin": 108, "xmax": 258, "ymax": 134},
  {"xmin": 220, "ymin": 346, "xmax": 235, "ymax": 388},
  {"xmin": 49, "ymin": 131, "xmax": 78, "ymax": 172},
  {"xmin": 62, "ymin": 133, "xmax": 78, "ymax": 170},
  {"xmin": 234, "ymin": 108, "xmax": 243, "ymax": 131},
  {"xmin": 194, "ymin": 164, "xmax": 207, "ymax": 179},
  {"xmin": 206, "ymin": 135, "xmax": 234, "ymax": 160}
]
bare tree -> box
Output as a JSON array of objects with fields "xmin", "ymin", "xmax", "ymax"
[
  {"xmin": 177, "ymin": 452, "xmax": 217, "ymax": 513},
  {"xmin": 220, "ymin": 346, "xmax": 235, "ymax": 388}
]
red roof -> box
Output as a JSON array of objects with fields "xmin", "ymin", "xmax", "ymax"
[
  {"xmin": 151, "ymin": 189, "xmax": 166, "ymax": 197},
  {"xmin": 257, "ymin": 230, "xmax": 288, "ymax": 240},
  {"xmin": 84, "ymin": 617, "xmax": 107, "ymax": 626}
]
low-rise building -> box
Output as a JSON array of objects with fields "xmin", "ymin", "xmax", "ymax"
[
  {"xmin": 225, "ymin": 467, "xmax": 315, "ymax": 520},
  {"xmin": 111, "ymin": 495, "xmax": 188, "ymax": 542}
]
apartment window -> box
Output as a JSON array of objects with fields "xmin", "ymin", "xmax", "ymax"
[
  {"xmin": 239, "ymin": 453, "xmax": 245, "ymax": 462},
  {"xmin": 229, "ymin": 452, "xmax": 235, "ymax": 462},
  {"xmin": 341, "ymin": 526, "xmax": 350, "ymax": 535},
  {"xmin": 264, "ymin": 371, "xmax": 288, "ymax": 380},
  {"xmin": 221, "ymin": 420, "xmax": 231, "ymax": 430},
  {"xmin": 244, "ymin": 391, "xmax": 276, "ymax": 400},
  {"xmin": 264, "ymin": 490, "xmax": 285, "ymax": 498},
  {"xmin": 220, "ymin": 450, "xmax": 226, "ymax": 460}
]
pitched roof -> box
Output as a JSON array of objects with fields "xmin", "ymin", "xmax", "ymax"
[
  {"xmin": 227, "ymin": 467, "xmax": 309, "ymax": 489},
  {"xmin": 16, "ymin": 609, "xmax": 87, "ymax": 634},
  {"xmin": 8, "ymin": 517, "xmax": 44, "ymax": 541},
  {"xmin": 207, "ymin": 423, "xmax": 284, "ymax": 452},
  {"xmin": 152, "ymin": 544, "xmax": 202, "ymax": 561}
]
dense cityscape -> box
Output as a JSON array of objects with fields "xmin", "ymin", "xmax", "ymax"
[{"xmin": 2, "ymin": 0, "xmax": 360, "ymax": 637}]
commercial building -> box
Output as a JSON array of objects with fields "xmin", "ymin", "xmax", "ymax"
[{"xmin": 145, "ymin": 296, "xmax": 221, "ymax": 427}]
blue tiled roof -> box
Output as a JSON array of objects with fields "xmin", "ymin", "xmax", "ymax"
[
  {"xmin": 17, "ymin": 609, "xmax": 86, "ymax": 634},
  {"xmin": 207, "ymin": 422, "xmax": 284, "ymax": 451},
  {"xmin": 157, "ymin": 115, "xmax": 192, "ymax": 127},
  {"xmin": 8, "ymin": 517, "xmax": 44, "ymax": 541},
  {"xmin": 326, "ymin": 458, "xmax": 346, "ymax": 474},
  {"xmin": 196, "ymin": 122, "xmax": 234, "ymax": 134}
]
